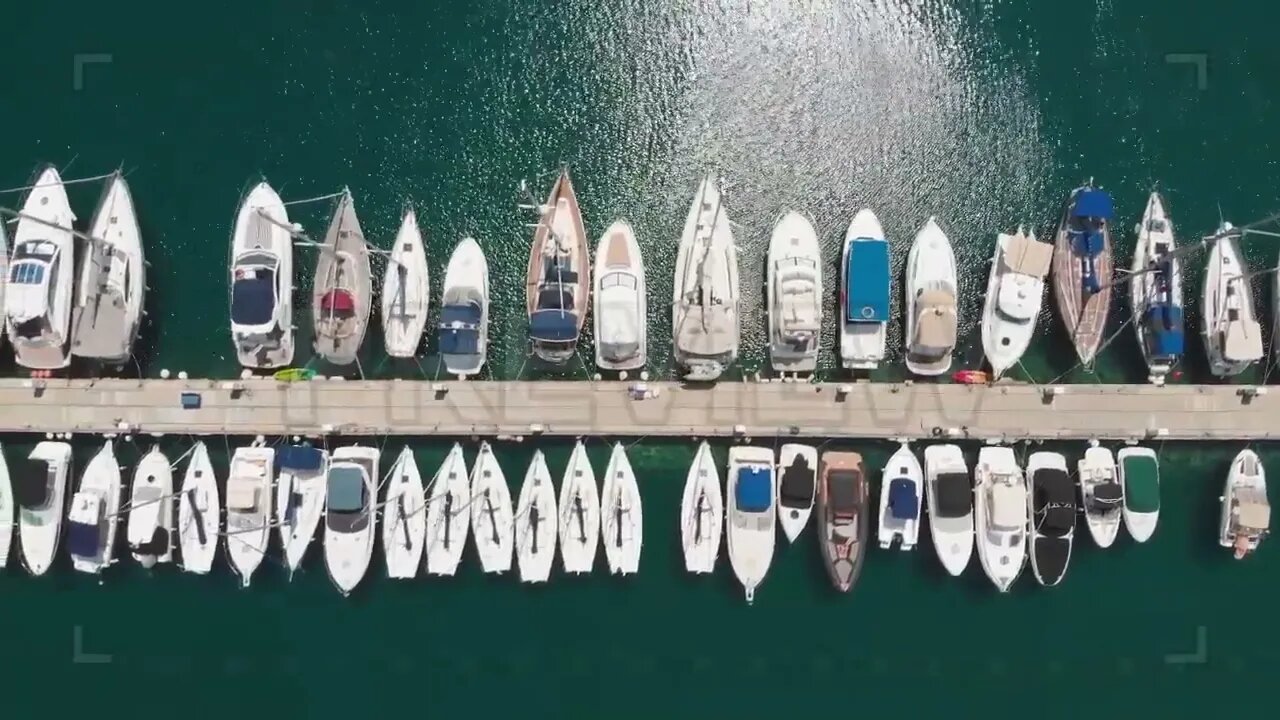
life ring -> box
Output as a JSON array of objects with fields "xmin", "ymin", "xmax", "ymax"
[{"xmin": 860, "ymin": 305, "xmax": 874, "ymax": 319}]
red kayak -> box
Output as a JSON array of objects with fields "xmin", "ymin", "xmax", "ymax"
[{"xmin": 952, "ymin": 370, "xmax": 990, "ymax": 385}]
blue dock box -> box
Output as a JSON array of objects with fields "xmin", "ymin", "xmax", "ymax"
[{"xmin": 180, "ymin": 392, "xmax": 202, "ymax": 409}]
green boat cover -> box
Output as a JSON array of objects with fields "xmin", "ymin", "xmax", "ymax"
[{"xmin": 1123, "ymin": 455, "xmax": 1160, "ymax": 513}]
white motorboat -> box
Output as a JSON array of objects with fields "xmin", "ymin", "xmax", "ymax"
[
  {"xmin": 980, "ymin": 228, "xmax": 1053, "ymax": 378},
  {"xmin": 17, "ymin": 441, "xmax": 72, "ymax": 576},
  {"xmin": 973, "ymin": 446, "xmax": 1027, "ymax": 593},
  {"xmin": 225, "ymin": 446, "xmax": 274, "ymax": 587},
  {"xmin": 767, "ymin": 211, "xmax": 822, "ymax": 373},
  {"xmin": 840, "ymin": 209, "xmax": 890, "ymax": 370},
  {"xmin": 0, "ymin": 443, "xmax": 12, "ymax": 569},
  {"xmin": 923, "ymin": 444, "xmax": 972, "ymax": 577},
  {"xmin": 276, "ymin": 445, "xmax": 329, "ymax": 578},
  {"xmin": 1027, "ymin": 451, "xmax": 1075, "ymax": 587},
  {"xmin": 0, "ymin": 217, "xmax": 7, "ymax": 345},
  {"xmin": 672, "ymin": 176, "xmax": 740, "ymax": 381},
  {"xmin": 229, "ymin": 181, "xmax": 294, "ymax": 369},
  {"xmin": 70, "ymin": 171, "xmax": 146, "ymax": 364},
  {"xmin": 437, "ymin": 237, "xmax": 489, "ymax": 378},
  {"xmin": 559, "ymin": 439, "xmax": 600, "ymax": 574},
  {"xmin": 515, "ymin": 449, "xmax": 558, "ymax": 583},
  {"xmin": 904, "ymin": 218, "xmax": 959, "ymax": 376},
  {"xmin": 6, "ymin": 166, "xmax": 76, "ymax": 370},
  {"xmin": 727, "ymin": 446, "xmax": 776, "ymax": 603},
  {"xmin": 1130, "ymin": 193, "xmax": 1184, "ymax": 384},
  {"xmin": 177, "ymin": 441, "xmax": 220, "ymax": 575},
  {"xmin": 324, "ymin": 446, "xmax": 378, "ymax": 596},
  {"xmin": 1203, "ymin": 224, "xmax": 1262, "ymax": 377},
  {"xmin": 127, "ymin": 447, "xmax": 174, "ymax": 568},
  {"xmin": 601, "ymin": 442, "xmax": 642, "ymax": 575},
  {"xmin": 1079, "ymin": 444, "xmax": 1122, "ymax": 548},
  {"xmin": 1118, "ymin": 447, "xmax": 1160, "ymax": 543},
  {"xmin": 381, "ymin": 208, "xmax": 430, "ymax": 358},
  {"xmin": 878, "ymin": 443, "xmax": 923, "ymax": 550},
  {"xmin": 680, "ymin": 441, "xmax": 723, "ymax": 574},
  {"xmin": 1220, "ymin": 449, "xmax": 1270, "ymax": 559},
  {"xmin": 593, "ymin": 219, "xmax": 647, "ymax": 373},
  {"xmin": 382, "ymin": 447, "xmax": 426, "ymax": 580},
  {"xmin": 470, "ymin": 441, "xmax": 513, "ymax": 574},
  {"xmin": 776, "ymin": 443, "xmax": 817, "ymax": 542},
  {"xmin": 66, "ymin": 440, "xmax": 123, "ymax": 577},
  {"xmin": 424, "ymin": 443, "xmax": 471, "ymax": 576}
]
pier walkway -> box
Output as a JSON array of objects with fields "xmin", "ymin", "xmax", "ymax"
[{"xmin": 0, "ymin": 378, "xmax": 1275, "ymax": 441}]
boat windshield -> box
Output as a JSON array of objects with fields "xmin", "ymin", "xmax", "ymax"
[
  {"xmin": 12, "ymin": 240, "xmax": 58, "ymax": 262},
  {"xmin": 8, "ymin": 261, "xmax": 47, "ymax": 285}
]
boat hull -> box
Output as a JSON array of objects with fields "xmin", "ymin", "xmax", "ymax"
[
  {"xmin": 1130, "ymin": 193, "xmax": 1183, "ymax": 384},
  {"xmin": 601, "ymin": 443, "xmax": 643, "ymax": 575},
  {"xmin": 382, "ymin": 448, "xmax": 426, "ymax": 579},
  {"xmin": 680, "ymin": 442, "xmax": 723, "ymax": 574},
  {"xmin": 727, "ymin": 446, "xmax": 776, "ymax": 603},
  {"xmin": 178, "ymin": 442, "xmax": 220, "ymax": 574},
  {"xmin": 71, "ymin": 172, "xmax": 146, "ymax": 364},
  {"xmin": 840, "ymin": 210, "xmax": 888, "ymax": 370},
  {"xmin": 526, "ymin": 169, "xmax": 590, "ymax": 365},
  {"xmin": 438, "ymin": 238, "xmax": 489, "ymax": 378},
  {"xmin": 381, "ymin": 210, "xmax": 430, "ymax": 358},
  {"xmin": 7, "ymin": 166, "xmax": 76, "ymax": 370},
  {"xmin": 593, "ymin": 220, "xmax": 647, "ymax": 372},
  {"xmin": 470, "ymin": 442, "xmax": 513, "ymax": 573},
  {"xmin": 673, "ymin": 176, "xmax": 740, "ymax": 380},
  {"xmin": 923, "ymin": 444, "xmax": 973, "ymax": 577},
  {"xmin": 1052, "ymin": 187, "xmax": 1114, "ymax": 366},
  {"xmin": 425, "ymin": 444, "xmax": 471, "ymax": 576},
  {"xmin": 767, "ymin": 213, "xmax": 822, "ymax": 373},
  {"xmin": 877, "ymin": 444, "xmax": 922, "ymax": 550},
  {"xmin": 558, "ymin": 440, "xmax": 600, "ymax": 574},
  {"xmin": 229, "ymin": 181, "xmax": 294, "ymax": 370},
  {"xmin": 312, "ymin": 190, "xmax": 372, "ymax": 366},
  {"xmin": 516, "ymin": 451, "xmax": 558, "ymax": 583},
  {"xmin": 904, "ymin": 218, "xmax": 958, "ymax": 376},
  {"xmin": 127, "ymin": 448, "xmax": 174, "ymax": 568}
]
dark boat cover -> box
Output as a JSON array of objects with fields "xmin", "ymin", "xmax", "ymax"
[
  {"xmin": 779, "ymin": 455, "xmax": 816, "ymax": 508},
  {"xmin": 1033, "ymin": 469, "xmax": 1076, "ymax": 538},
  {"xmin": 277, "ymin": 445, "xmax": 324, "ymax": 472},
  {"xmin": 438, "ymin": 302, "xmax": 482, "ymax": 355},
  {"xmin": 1089, "ymin": 480, "xmax": 1123, "ymax": 512},
  {"xmin": 15, "ymin": 464, "xmax": 51, "ymax": 508},
  {"xmin": 326, "ymin": 465, "xmax": 370, "ymax": 533},
  {"xmin": 231, "ymin": 270, "xmax": 276, "ymax": 325},
  {"xmin": 135, "ymin": 527, "xmax": 169, "ymax": 555},
  {"xmin": 528, "ymin": 309, "xmax": 579, "ymax": 342},
  {"xmin": 736, "ymin": 466, "xmax": 772, "ymax": 513},
  {"xmin": 887, "ymin": 478, "xmax": 918, "ymax": 520},
  {"xmin": 934, "ymin": 472, "xmax": 971, "ymax": 518},
  {"xmin": 67, "ymin": 519, "xmax": 102, "ymax": 558},
  {"xmin": 1034, "ymin": 536, "xmax": 1071, "ymax": 586},
  {"xmin": 828, "ymin": 469, "xmax": 861, "ymax": 516}
]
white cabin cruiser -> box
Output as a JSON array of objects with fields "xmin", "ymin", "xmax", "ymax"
[
  {"xmin": 681, "ymin": 441, "xmax": 723, "ymax": 574},
  {"xmin": 980, "ymin": 228, "xmax": 1053, "ymax": 378},
  {"xmin": 66, "ymin": 441, "xmax": 123, "ymax": 577},
  {"xmin": 17, "ymin": 441, "xmax": 72, "ymax": 576},
  {"xmin": 767, "ymin": 212, "xmax": 822, "ymax": 373},
  {"xmin": 324, "ymin": 446, "xmax": 378, "ymax": 595},
  {"xmin": 1220, "ymin": 449, "xmax": 1270, "ymax": 559},
  {"xmin": 177, "ymin": 442, "xmax": 220, "ymax": 574},
  {"xmin": 1203, "ymin": 224, "xmax": 1262, "ymax": 377},
  {"xmin": 381, "ymin": 208, "xmax": 430, "ymax": 358},
  {"xmin": 923, "ymin": 444, "xmax": 973, "ymax": 577},
  {"xmin": 438, "ymin": 238, "xmax": 489, "ymax": 378},
  {"xmin": 727, "ymin": 446, "xmax": 776, "ymax": 604},
  {"xmin": 276, "ymin": 445, "xmax": 329, "ymax": 578},
  {"xmin": 470, "ymin": 441, "xmax": 513, "ymax": 574},
  {"xmin": 6, "ymin": 166, "xmax": 76, "ymax": 370},
  {"xmin": 593, "ymin": 220, "xmax": 647, "ymax": 373},
  {"xmin": 382, "ymin": 447, "xmax": 426, "ymax": 580},
  {"xmin": 601, "ymin": 442, "xmax": 642, "ymax": 575},
  {"xmin": 1079, "ymin": 444, "xmax": 1122, "ymax": 548},
  {"xmin": 672, "ymin": 176, "xmax": 739, "ymax": 381},
  {"xmin": 904, "ymin": 218, "xmax": 958, "ymax": 376},
  {"xmin": 71, "ymin": 171, "xmax": 146, "ymax": 364},
  {"xmin": 974, "ymin": 446, "xmax": 1027, "ymax": 593},
  {"xmin": 1130, "ymin": 193, "xmax": 1184, "ymax": 384},
  {"xmin": 425, "ymin": 443, "xmax": 471, "ymax": 576},
  {"xmin": 229, "ymin": 181, "xmax": 293, "ymax": 370},
  {"xmin": 127, "ymin": 447, "xmax": 174, "ymax": 568},
  {"xmin": 776, "ymin": 443, "xmax": 817, "ymax": 542},
  {"xmin": 559, "ymin": 440, "xmax": 600, "ymax": 574},
  {"xmin": 878, "ymin": 443, "xmax": 923, "ymax": 550},
  {"xmin": 225, "ymin": 446, "xmax": 274, "ymax": 587},
  {"xmin": 840, "ymin": 209, "xmax": 890, "ymax": 370},
  {"xmin": 515, "ymin": 450, "xmax": 558, "ymax": 583}
]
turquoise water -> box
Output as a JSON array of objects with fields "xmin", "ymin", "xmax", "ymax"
[{"xmin": 2, "ymin": 0, "xmax": 1279, "ymax": 716}]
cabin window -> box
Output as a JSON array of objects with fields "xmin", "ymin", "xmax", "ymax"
[{"xmin": 9, "ymin": 262, "xmax": 45, "ymax": 285}]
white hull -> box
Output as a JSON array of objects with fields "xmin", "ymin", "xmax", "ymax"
[
  {"xmin": 672, "ymin": 176, "xmax": 739, "ymax": 381},
  {"xmin": 1079, "ymin": 446, "xmax": 1121, "ymax": 548},
  {"xmin": 601, "ymin": 443, "xmax": 643, "ymax": 575},
  {"xmin": 904, "ymin": 218, "xmax": 958, "ymax": 376},
  {"xmin": 424, "ymin": 444, "xmax": 470, "ymax": 575},
  {"xmin": 878, "ymin": 443, "xmax": 922, "ymax": 550},
  {"xmin": 767, "ymin": 212, "xmax": 822, "ymax": 373},
  {"xmin": 6, "ymin": 166, "xmax": 76, "ymax": 370},
  {"xmin": 1219, "ymin": 449, "xmax": 1269, "ymax": 554},
  {"xmin": 1026, "ymin": 451, "xmax": 1074, "ymax": 587},
  {"xmin": 974, "ymin": 446, "xmax": 1027, "ymax": 592},
  {"xmin": 73, "ymin": 172, "xmax": 146, "ymax": 362},
  {"xmin": 127, "ymin": 447, "xmax": 174, "ymax": 567},
  {"xmin": 558, "ymin": 440, "xmax": 600, "ymax": 574},
  {"xmin": 727, "ymin": 446, "xmax": 776, "ymax": 604},
  {"xmin": 439, "ymin": 238, "xmax": 489, "ymax": 377},
  {"xmin": 470, "ymin": 441, "xmax": 513, "ymax": 574},
  {"xmin": 1118, "ymin": 447, "xmax": 1159, "ymax": 543},
  {"xmin": 324, "ymin": 446, "xmax": 378, "ymax": 595},
  {"xmin": 382, "ymin": 447, "xmax": 426, "ymax": 579},
  {"xmin": 276, "ymin": 448, "xmax": 329, "ymax": 577},
  {"xmin": 1130, "ymin": 193, "xmax": 1183, "ymax": 384},
  {"xmin": 1202, "ymin": 226, "xmax": 1261, "ymax": 377},
  {"xmin": 515, "ymin": 450, "xmax": 558, "ymax": 583},
  {"xmin": 178, "ymin": 442, "xmax": 220, "ymax": 574},
  {"xmin": 593, "ymin": 220, "xmax": 647, "ymax": 372},
  {"xmin": 382, "ymin": 209, "xmax": 430, "ymax": 357},
  {"xmin": 980, "ymin": 229, "xmax": 1050, "ymax": 377},
  {"xmin": 68, "ymin": 441, "xmax": 123, "ymax": 576},
  {"xmin": 229, "ymin": 182, "xmax": 293, "ymax": 369},
  {"xmin": 19, "ymin": 441, "xmax": 72, "ymax": 576},
  {"xmin": 680, "ymin": 441, "xmax": 723, "ymax": 574},
  {"xmin": 225, "ymin": 446, "xmax": 274, "ymax": 587},
  {"xmin": 0, "ymin": 443, "xmax": 12, "ymax": 568},
  {"xmin": 840, "ymin": 209, "xmax": 888, "ymax": 369},
  {"xmin": 776, "ymin": 443, "xmax": 816, "ymax": 542},
  {"xmin": 923, "ymin": 444, "xmax": 973, "ymax": 577}
]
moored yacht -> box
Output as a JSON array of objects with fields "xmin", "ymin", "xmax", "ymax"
[
  {"xmin": 923, "ymin": 444, "xmax": 973, "ymax": 577},
  {"xmin": 1203, "ymin": 224, "xmax": 1262, "ymax": 377},
  {"xmin": 727, "ymin": 446, "xmax": 776, "ymax": 603},
  {"xmin": 470, "ymin": 441, "xmax": 513, "ymax": 574},
  {"xmin": 438, "ymin": 238, "xmax": 489, "ymax": 378},
  {"xmin": 229, "ymin": 181, "xmax": 293, "ymax": 369},
  {"xmin": 680, "ymin": 441, "xmax": 723, "ymax": 574},
  {"xmin": 593, "ymin": 220, "xmax": 647, "ymax": 373},
  {"xmin": 767, "ymin": 212, "xmax": 822, "ymax": 373},
  {"xmin": 1027, "ymin": 451, "xmax": 1075, "ymax": 587},
  {"xmin": 381, "ymin": 207, "xmax": 430, "ymax": 358},
  {"xmin": 312, "ymin": 189, "xmax": 372, "ymax": 366},
  {"xmin": 1079, "ymin": 444, "xmax": 1122, "ymax": 548},
  {"xmin": 127, "ymin": 447, "xmax": 174, "ymax": 568},
  {"xmin": 276, "ymin": 445, "xmax": 328, "ymax": 578},
  {"xmin": 324, "ymin": 446, "xmax": 378, "ymax": 595},
  {"xmin": 17, "ymin": 441, "xmax": 72, "ymax": 576},
  {"xmin": 66, "ymin": 440, "xmax": 123, "ymax": 577},
  {"xmin": 0, "ymin": 444, "xmax": 12, "ymax": 569},
  {"xmin": 515, "ymin": 450, "xmax": 558, "ymax": 583},
  {"xmin": 817, "ymin": 451, "xmax": 868, "ymax": 593},
  {"xmin": 526, "ymin": 169, "xmax": 589, "ymax": 365},
  {"xmin": 877, "ymin": 443, "xmax": 922, "ymax": 550},
  {"xmin": 177, "ymin": 441, "xmax": 220, "ymax": 575},
  {"xmin": 382, "ymin": 447, "xmax": 426, "ymax": 580},
  {"xmin": 974, "ymin": 446, "xmax": 1027, "ymax": 593},
  {"xmin": 71, "ymin": 171, "xmax": 146, "ymax": 365},
  {"xmin": 225, "ymin": 446, "xmax": 274, "ymax": 587},
  {"xmin": 424, "ymin": 443, "xmax": 471, "ymax": 576},
  {"xmin": 1052, "ymin": 185, "xmax": 1115, "ymax": 366},
  {"xmin": 1220, "ymin": 449, "xmax": 1269, "ymax": 559},
  {"xmin": 1130, "ymin": 193, "xmax": 1184, "ymax": 384},
  {"xmin": 840, "ymin": 209, "xmax": 890, "ymax": 370},
  {"xmin": 980, "ymin": 228, "xmax": 1053, "ymax": 378},
  {"xmin": 601, "ymin": 442, "xmax": 642, "ymax": 575},
  {"xmin": 6, "ymin": 166, "xmax": 76, "ymax": 370},
  {"xmin": 776, "ymin": 443, "xmax": 817, "ymax": 542},
  {"xmin": 672, "ymin": 176, "xmax": 739, "ymax": 381},
  {"xmin": 1118, "ymin": 447, "xmax": 1160, "ymax": 543},
  {"xmin": 904, "ymin": 218, "xmax": 958, "ymax": 376},
  {"xmin": 558, "ymin": 440, "xmax": 599, "ymax": 574}
]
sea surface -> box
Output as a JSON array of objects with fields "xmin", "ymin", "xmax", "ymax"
[{"xmin": 1, "ymin": 0, "xmax": 1278, "ymax": 716}]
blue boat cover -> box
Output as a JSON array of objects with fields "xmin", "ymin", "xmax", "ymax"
[
  {"xmin": 888, "ymin": 478, "xmax": 919, "ymax": 520},
  {"xmin": 231, "ymin": 273, "xmax": 276, "ymax": 325},
  {"xmin": 327, "ymin": 467, "xmax": 366, "ymax": 513},
  {"xmin": 1071, "ymin": 189, "xmax": 1114, "ymax": 220},
  {"xmin": 440, "ymin": 302, "xmax": 481, "ymax": 327},
  {"xmin": 845, "ymin": 240, "xmax": 890, "ymax": 323},
  {"xmin": 439, "ymin": 302, "xmax": 482, "ymax": 355},
  {"xmin": 1145, "ymin": 303, "xmax": 1185, "ymax": 357},
  {"xmin": 277, "ymin": 445, "xmax": 324, "ymax": 472},
  {"xmin": 67, "ymin": 520, "xmax": 101, "ymax": 558},
  {"xmin": 529, "ymin": 310, "xmax": 579, "ymax": 342},
  {"xmin": 736, "ymin": 466, "xmax": 773, "ymax": 513}
]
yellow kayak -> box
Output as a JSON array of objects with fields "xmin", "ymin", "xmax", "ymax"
[{"xmin": 273, "ymin": 368, "xmax": 316, "ymax": 382}]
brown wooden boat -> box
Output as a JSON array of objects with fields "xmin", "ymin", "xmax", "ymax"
[
  {"xmin": 525, "ymin": 168, "xmax": 589, "ymax": 365},
  {"xmin": 817, "ymin": 451, "xmax": 869, "ymax": 593},
  {"xmin": 1052, "ymin": 185, "xmax": 1114, "ymax": 366}
]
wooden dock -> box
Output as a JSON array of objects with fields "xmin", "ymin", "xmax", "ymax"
[{"xmin": 0, "ymin": 378, "xmax": 1275, "ymax": 441}]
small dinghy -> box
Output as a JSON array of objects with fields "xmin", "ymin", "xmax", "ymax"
[
  {"xmin": 1130, "ymin": 193, "xmax": 1184, "ymax": 384},
  {"xmin": 1028, "ymin": 452, "xmax": 1075, "ymax": 587},
  {"xmin": 424, "ymin": 443, "xmax": 471, "ymax": 576},
  {"xmin": 776, "ymin": 443, "xmax": 817, "ymax": 542},
  {"xmin": 904, "ymin": 218, "xmax": 959, "ymax": 376},
  {"xmin": 67, "ymin": 440, "xmax": 123, "ymax": 577},
  {"xmin": 1079, "ymin": 444, "xmax": 1122, "ymax": 548},
  {"xmin": 766, "ymin": 211, "xmax": 822, "ymax": 373},
  {"xmin": 381, "ymin": 208, "xmax": 430, "ymax": 358},
  {"xmin": 817, "ymin": 451, "xmax": 869, "ymax": 593},
  {"xmin": 923, "ymin": 444, "xmax": 973, "ymax": 577},
  {"xmin": 727, "ymin": 446, "xmax": 776, "ymax": 604},
  {"xmin": 526, "ymin": 169, "xmax": 590, "ymax": 365},
  {"xmin": 980, "ymin": 228, "xmax": 1053, "ymax": 378},
  {"xmin": 324, "ymin": 446, "xmax": 378, "ymax": 595},
  {"xmin": 1203, "ymin": 223, "xmax": 1262, "ymax": 377},
  {"xmin": 877, "ymin": 443, "xmax": 922, "ymax": 550},
  {"xmin": 470, "ymin": 441, "xmax": 513, "ymax": 574},
  {"xmin": 1052, "ymin": 185, "xmax": 1115, "ymax": 366},
  {"xmin": 276, "ymin": 445, "xmax": 328, "ymax": 578},
  {"xmin": 840, "ymin": 209, "xmax": 891, "ymax": 370},
  {"xmin": 177, "ymin": 441, "xmax": 220, "ymax": 575},
  {"xmin": 382, "ymin": 447, "xmax": 426, "ymax": 580},
  {"xmin": 225, "ymin": 446, "xmax": 274, "ymax": 587},
  {"xmin": 312, "ymin": 189, "xmax": 372, "ymax": 366},
  {"xmin": 601, "ymin": 443, "xmax": 642, "ymax": 576},
  {"xmin": 229, "ymin": 181, "xmax": 293, "ymax": 369},
  {"xmin": 515, "ymin": 450, "xmax": 558, "ymax": 583},
  {"xmin": 672, "ymin": 176, "xmax": 740, "ymax": 381},
  {"xmin": 1220, "ymin": 449, "xmax": 1270, "ymax": 559},
  {"xmin": 593, "ymin": 219, "xmax": 647, "ymax": 373},
  {"xmin": 127, "ymin": 447, "xmax": 174, "ymax": 568},
  {"xmin": 558, "ymin": 440, "xmax": 599, "ymax": 574},
  {"xmin": 6, "ymin": 166, "xmax": 77, "ymax": 370},
  {"xmin": 974, "ymin": 446, "xmax": 1027, "ymax": 593},
  {"xmin": 680, "ymin": 441, "xmax": 723, "ymax": 574},
  {"xmin": 17, "ymin": 441, "xmax": 72, "ymax": 576},
  {"xmin": 0, "ymin": 444, "xmax": 13, "ymax": 569},
  {"xmin": 438, "ymin": 238, "xmax": 490, "ymax": 378},
  {"xmin": 71, "ymin": 171, "xmax": 146, "ymax": 364},
  {"xmin": 1118, "ymin": 447, "xmax": 1160, "ymax": 543}
]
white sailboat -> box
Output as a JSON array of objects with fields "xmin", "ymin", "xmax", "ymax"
[
  {"xmin": 923, "ymin": 444, "xmax": 972, "ymax": 577},
  {"xmin": 767, "ymin": 212, "xmax": 822, "ymax": 373},
  {"xmin": 1130, "ymin": 193, "xmax": 1184, "ymax": 384},
  {"xmin": 177, "ymin": 441, "xmax": 220, "ymax": 575},
  {"xmin": 980, "ymin": 228, "xmax": 1053, "ymax": 378},
  {"xmin": 5, "ymin": 166, "xmax": 76, "ymax": 370},
  {"xmin": 424, "ymin": 443, "xmax": 471, "ymax": 576},
  {"xmin": 470, "ymin": 441, "xmax": 513, "ymax": 574},
  {"xmin": 1220, "ymin": 449, "xmax": 1270, "ymax": 559},
  {"xmin": 515, "ymin": 449, "xmax": 558, "ymax": 583},
  {"xmin": 438, "ymin": 237, "xmax": 489, "ymax": 378},
  {"xmin": 0, "ymin": 444, "xmax": 12, "ymax": 569},
  {"xmin": 840, "ymin": 209, "xmax": 890, "ymax": 369},
  {"xmin": 904, "ymin": 218, "xmax": 958, "ymax": 376},
  {"xmin": 593, "ymin": 220, "xmax": 647, "ymax": 373},
  {"xmin": 776, "ymin": 443, "xmax": 817, "ymax": 542},
  {"xmin": 1118, "ymin": 447, "xmax": 1160, "ymax": 543},
  {"xmin": 1202, "ymin": 224, "xmax": 1262, "ymax": 377},
  {"xmin": 17, "ymin": 441, "xmax": 72, "ymax": 576},
  {"xmin": 66, "ymin": 440, "xmax": 123, "ymax": 576},
  {"xmin": 680, "ymin": 441, "xmax": 723, "ymax": 574},
  {"xmin": 381, "ymin": 208, "xmax": 430, "ymax": 358},
  {"xmin": 558, "ymin": 440, "xmax": 600, "ymax": 574},
  {"xmin": 727, "ymin": 446, "xmax": 776, "ymax": 604},
  {"xmin": 878, "ymin": 443, "xmax": 923, "ymax": 550},
  {"xmin": 1079, "ymin": 444, "xmax": 1122, "ymax": 548},
  {"xmin": 973, "ymin": 446, "xmax": 1027, "ymax": 593},
  {"xmin": 127, "ymin": 447, "xmax": 174, "ymax": 568},
  {"xmin": 672, "ymin": 176, "xmax": 739, "ymax": 381},
  {"xmin": 71, "ymin": 171, "xmax": 146, "ymax": 364},
  {"xmin": 229, "ymin": 181, "xmax": 293, "ymax": 369},
  {"xmin": 225, "ymin": 446, "xmax": 274, "ymax": 587},
  {"xmin": 601, "ymin": 442, "xmax": 642, "ymax": 575},
  {"xmin": 324, "ymin": 446, "xmax": 378, "ymax": 596},
  {"xmin": 0, "ymin": 217, "xmax": 8, "ymax": 346},
  {"xmin": 382, "ymin": 447, "xmax": 426, "ymax": 580},
  {"xmin": 276, "ymin": 445, "xmax": 329, "ymax": 578}
]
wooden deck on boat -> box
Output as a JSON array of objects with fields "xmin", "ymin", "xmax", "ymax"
[{"xmin": 0, "ymin": 378, "xmax": 1275, "ymax": 441}]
